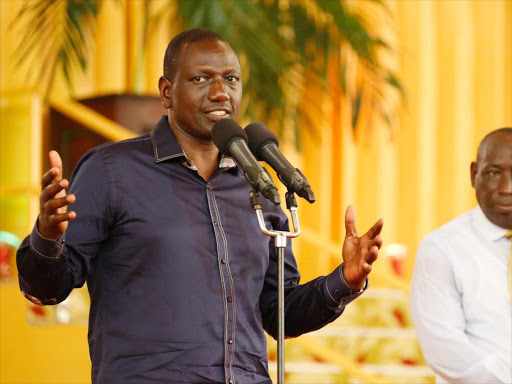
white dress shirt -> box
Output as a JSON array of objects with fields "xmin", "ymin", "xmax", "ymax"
[{"xmin": 410, "ymin": 206, "xmax": 512, "ymax": 383}]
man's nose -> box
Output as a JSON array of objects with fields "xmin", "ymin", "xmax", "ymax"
[
  {"xmin": 208, "ymin": 78, "xmax": 229, "ymax": 102},
  {"xmin": 498, "ymin": 171, "xmax": 512, "ymax": 195}
]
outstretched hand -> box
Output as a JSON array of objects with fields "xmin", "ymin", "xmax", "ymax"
[
  {"xmin": 342, "ymin": 205, "xmax": 383, "ymax": 291},
  {"xmin": 38, "ymin": 151, "xmax": 76, "ymax": 240}
]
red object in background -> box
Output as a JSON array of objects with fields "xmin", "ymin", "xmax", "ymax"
[
  {"xmin": 313, "ymin": 356, "xmax": 326, "ymax": 363},
  {"xmin": 393, "ymin": 308, "xmax": 407, "ymax": 327},
  {"xmin": 383, "ymin": 244, "xmax": 407, "ymax": 278},
  {"xmin": 402, "ymin": 358, "xmax": 418, "ymax": 366},
  {"xmin": 0, "ymin": 231, "xmax": 21, "ymax": 279},
  {"xmin": 29, "ymin": 305, "xmax": 46, "ymax": 317},
  {"xmin": 0, "ymin": 243, "xmax": 13, "ymax": 279},
  {"xmin": 390, "ymin": 258, "xmax": 404, "ymax": 277}
]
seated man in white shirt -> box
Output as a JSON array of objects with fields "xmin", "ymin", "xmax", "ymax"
[{"xmin": 410, "ymin": 127, "xmax": 512, "ymax": 383}]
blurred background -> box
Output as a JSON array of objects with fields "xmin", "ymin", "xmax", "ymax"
[{"xmin": 0, "ymin": 0, "xmax": 510, "ymax": 383}]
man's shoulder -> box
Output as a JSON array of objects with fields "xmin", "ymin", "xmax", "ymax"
[
  {"xmin": 414, "ymin": 209, "xmax": 476, "ymax": 269},
  {"xmin": 94, "ymin": 133, "xmax": 152, "ymax": 156},
  {"xmin": 79, "ymin": 133, "xmax": 152, "ymax": 163},
  {"xmin": 70, "ymin": 133, "xmax": 152, "ymax": 179},
  {"xmin": 420, "ymin": 209, "xmax": 474, "ymax": 248}
]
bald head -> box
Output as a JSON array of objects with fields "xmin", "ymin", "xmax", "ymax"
[
  {"xmin": 477, "ymin": 127, "xmax": 512, "ymax": 162},
  {"xmin": 471, "ymin": 127, "xmax": 512, "ymax": 229}
]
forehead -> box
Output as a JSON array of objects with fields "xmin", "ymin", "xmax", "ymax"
[
  {"xmin": 175, "ymin": 39, "xmax": 240, "ymax": 75},
  {"xmin": 479, "ymin": 133, "xmax": 512, "ymax": 166}
]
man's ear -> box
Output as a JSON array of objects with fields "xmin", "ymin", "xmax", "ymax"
[
  {"xmin": 470, "ymin": 162, "xmax": 478, "ymax": 188},
  {"xmin": 159, "ymin": 76, "xmax": 172, "ymax": 109}
]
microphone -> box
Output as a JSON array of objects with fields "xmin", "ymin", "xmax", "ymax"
[
  {"xmin": 211, "ymin": 119, "xmax": 281, "ymax": 205},
  {"xmin": 245, "ymin": 122, "xmax": 315, "ymax": 203}
]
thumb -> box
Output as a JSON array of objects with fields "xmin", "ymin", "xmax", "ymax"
[
  {"xmin": 344, "ymin": 205, "xmax": 358, "ymax": 237},
  {"xmin": 49, "ymin": 150, "xmax": 63, "ymax": 181}
]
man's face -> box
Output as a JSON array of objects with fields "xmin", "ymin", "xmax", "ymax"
[
  {"xmin": 471, "ymin": 132, "xmax": 512, "ymax": 229},
  {"xmin": 161, "ymin": 39, "xmax": 242, "ymax": 142}
]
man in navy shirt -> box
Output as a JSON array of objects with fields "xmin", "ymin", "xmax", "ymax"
[{"xmin": 17, "ymin": 29, "xmax": 383, "ymax": 384}]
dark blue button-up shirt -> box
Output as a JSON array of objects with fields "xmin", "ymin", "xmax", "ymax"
[{"xmin": 17, "ymin": 116, "xmax": 365, "ymax": 384}]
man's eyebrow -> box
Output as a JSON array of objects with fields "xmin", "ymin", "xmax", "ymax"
[
  {"xmin": 193, "ymin": 64, "xmax": 240, "ymax": 71},
  {"xmin": 485, "ymin": 163, "xmax": 506, "ymax": 169}
]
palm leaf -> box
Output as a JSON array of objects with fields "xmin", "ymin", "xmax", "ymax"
[
  {"xmin": 11, "ymin": 0, "xmax": 402, "ymax": 137},
  {"xmin": 11, "ymin": 0, "xmax": 100, "ymax": 99}
]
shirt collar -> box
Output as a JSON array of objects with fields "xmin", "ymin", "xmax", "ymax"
[
  {"xmin": 150, "ymin": 115, "xmax": 185, "ymax": 162},
  {"xmin": 180, "ymin": 153, "xmax": 236, "ymax": 171},
  {"xmin": 150, "ymin": 115, "xmax": 237, "ymax": 171},
  {"xmin": 471, "ymin": 205, "xmax": 510, "ymax": 242}
]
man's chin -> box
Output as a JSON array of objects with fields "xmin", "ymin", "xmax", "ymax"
[{"xmin": 485, "ymin": 207, "xmax": 512, "ymax": 229}]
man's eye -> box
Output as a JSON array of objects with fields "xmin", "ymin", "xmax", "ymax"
[
  {"xmin": 487, "ymin": 170, "xmax": 500, "ymax": 177},
  {"xmin": 193, "ymin": 76, "xmax": 208, "ymax": 83},
  {"xmin": 226, "ymin": 76, "xmax": 239, "ymax": 83}
]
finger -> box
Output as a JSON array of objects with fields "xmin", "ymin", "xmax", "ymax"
[
  {"xmin": 344, "ymin": 205, "xmax": 358, "ymax": 237},
  {"xmin": 373, "ymin": 234, "xmax": 383, "ymax": 249},
  {"xmin": 365, "ymin": 218, "xmax": 384, "ymax": 239},
  {"xmin": 48, "ymin": 211, "xmax": 76, "ymax": 224},
  {"xmin": 40, "ymin": 179, "xmax": 69, "ymax": 207},
  {"xmin": 41, "ymin": 167, "xmax": 59, "ymax": 189},
  {"xmin": 364, "ymin": 245, "xmax": 379, "ymax": 265},
  {"xmin": 48, "ymin": 150, "xmax": 63, "ymax": 182},
  {"xmin": 44, "ymin": 194, "xmax": 75, "ymax": 213}
]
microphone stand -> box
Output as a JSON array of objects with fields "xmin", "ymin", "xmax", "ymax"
[{"xmin": 249, "ymin": 190, "xmax": 301, "ymax": 384}]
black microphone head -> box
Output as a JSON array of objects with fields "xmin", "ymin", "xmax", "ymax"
[
  {"xmin": 211, "ymin": 118, "xmax": 248, "ymax": 156},
  {"xmin": 245, "ymin": 123, "xmax": 279, "ymax": 160}
]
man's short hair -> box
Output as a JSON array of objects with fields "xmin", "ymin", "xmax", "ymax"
[
  {"xmin": 163, "ymin": 28, "xmax": 228, "ymax": 82},
  {"xmin": 477, "ymin": 127, "xmax": 512, "ymax": 161}
]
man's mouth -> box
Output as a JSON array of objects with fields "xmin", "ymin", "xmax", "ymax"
[
  {"xmin": 494, "ymin": 204, "xmax": 512, "ymax": 213},
  {"xmin": 205, "ymin": 110, "xmax": 230, "ymax": 121}
]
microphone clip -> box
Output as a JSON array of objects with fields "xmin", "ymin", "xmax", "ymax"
[{"xmin": 249, "ymin": 189, "xmax": 300, "ymax": 248}]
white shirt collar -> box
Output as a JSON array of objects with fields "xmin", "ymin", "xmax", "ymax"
[
  {"xmin": 180, "ymin": 150, "xmax": 236, "ymax": 171},
  {"xmin": 471, "ymin": 205, "xmax": 510, "ymax": 242}
]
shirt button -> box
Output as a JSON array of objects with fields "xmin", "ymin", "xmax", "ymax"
[
  {"xmin": 207, "ymin": 184, "xmax": 212, "ymax": 190},
  {"xmin": 227, "ymin": 297, "xmax": 232, "ymax": 302},
  {"xmin": 213, "ymin": 221, "xmax": 218, "ymax": 226},
  {"xmin": 228, "ymin": 339, "xmax": 233, "ymax": 344},
  {"xmin": 334, "ymin": 289, "xmax": 339, "ymax": 295},
  {"xmin": 221, "ymin": 259, "xmax": 226, "ymax": 264}
]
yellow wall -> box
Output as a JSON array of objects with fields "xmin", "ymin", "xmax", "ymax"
[{"xmin": 1, "ymin": 0, "xmax": 511, "ymax": 383}]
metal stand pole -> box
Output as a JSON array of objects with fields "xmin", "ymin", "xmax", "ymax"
[
  {"xmin": 250, "ymin": 191, "xmax": 300, "ymax": 384},
  {"xmin": 276, "ymin": 237, "xmax": 286, "ymax": 384}
]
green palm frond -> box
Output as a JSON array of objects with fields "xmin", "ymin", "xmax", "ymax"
[
  {"xmin": 172, "ymin": 0, "xmax": 402, "ymax": 137},
  {"xmin": 11, "ymin": 0, "xmax": 402, "ymax": 138},
  {"xmin": 11, "ymin": 0, "xmax": 99, "ymax": 99}
]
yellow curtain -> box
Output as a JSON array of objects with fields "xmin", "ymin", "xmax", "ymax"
[{"xmin": 297, "ymin": 0, "xmax": 512, "ymax": 282}]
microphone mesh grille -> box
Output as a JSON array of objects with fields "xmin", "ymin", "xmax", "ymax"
[
  {"xmin": 211, "ymin": 119, "xmax": 248, "ymax": 155},
  {"xmin": 245, "ymin": 123, "xmax": 279, "ymax": 160}
]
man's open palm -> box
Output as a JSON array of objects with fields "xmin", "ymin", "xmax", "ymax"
[
  {"xmin": 342, "ymin": 205, "xmax": 383, "ymax": 291},
  {"xmin": 38, "ymin": 150, "xmax": 76, "ymax": 240}
]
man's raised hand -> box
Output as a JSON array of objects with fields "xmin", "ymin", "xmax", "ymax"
[
  {"xmin": 341, "ymin": 205, "xmax": 383, "ymax": 292},
  {"xmin": 38, "ymin": 150, "xmax": 76, "ymax": 240}
]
